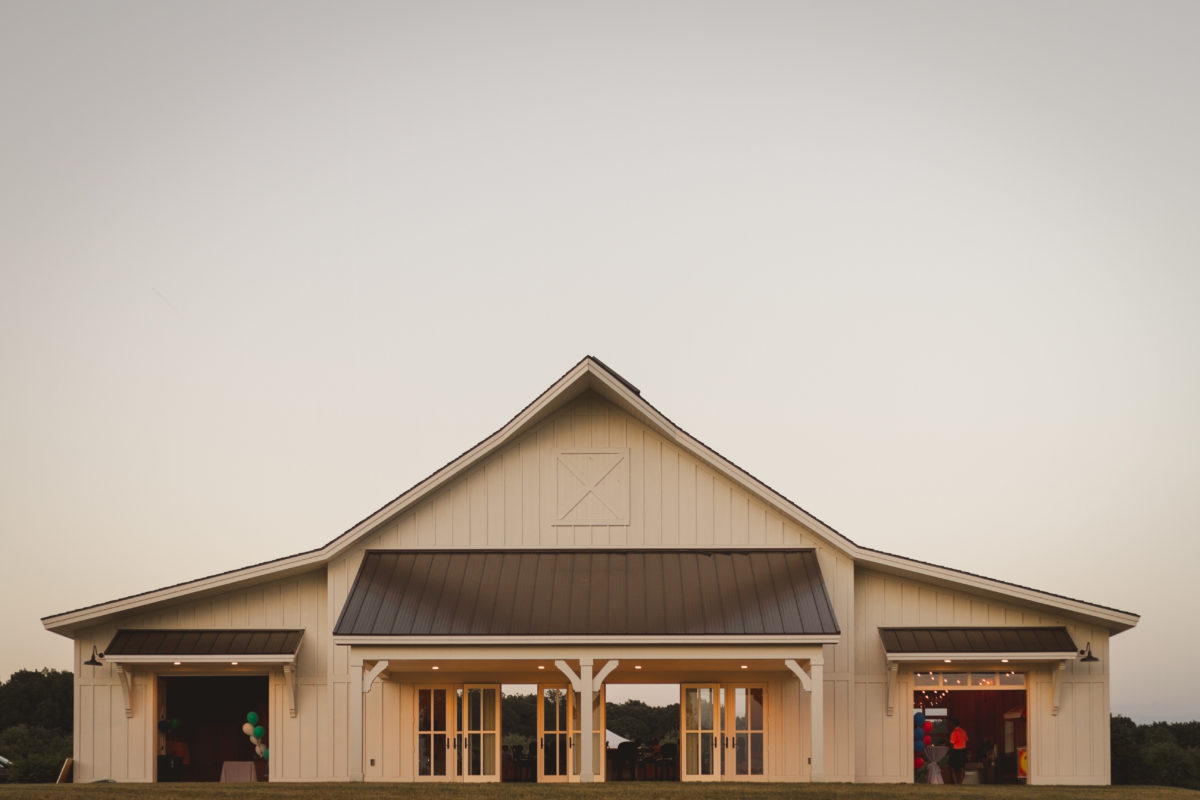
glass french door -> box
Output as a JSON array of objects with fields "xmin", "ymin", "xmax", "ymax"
[
  {"xmin": 460, "ymin": 685, "xmax": 500, "ymax": 781},
  {"xmin": 537, "ymin": 686, "xmax": 570, "ymax": 782},
  {"xmin": 725, "ymin": 685, "xmax": 766, "ymax": 779},
  {"xmin": 681, "ymin": 684, "xmax": 768, "ymax": 781},
  {"xmin": 536, "ymin": 684, "xmax": 605, "ymax": 782},
  {"xmin": 570, "ymin": 686, "xmax": 605, "ymax": 782},
  {"xmin": 681, "ymin": 684, "xmax": 720, "ymax": 781},
  {"xmin": 416, "ymin": 686, "xmax": 455, "ymax": 781}
]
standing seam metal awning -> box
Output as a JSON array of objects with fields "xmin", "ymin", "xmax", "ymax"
[
  {"xmin": 879, "ymin": 626, "xmax": 1079, "ymax": 660},
  {"xmin": 334, "ymin": 549, "xmax": 840, "ymax": 638},
  {"xmin": 103, "ymin": 629, "xmax": 304, "ymax": 663}
]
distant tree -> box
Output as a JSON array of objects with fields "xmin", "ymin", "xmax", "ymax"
[
  {"xmin": 0, "ymin": 669, "xmax": 73, "ymax": 783},
  {"xmin": 606, "ymin": 699, "xmax": 679, "ymax": 745},
  {"xmin": 501, "ymin": 692, "xmax": 536, "ymax": 750},
  {"xmin": 0, "ymin": 725, "xmax": 71, "ymax": 783},
  {"xmin": 1112, "ymin": 715, "xmax": 1200, "ymax": 790},
  {"xmin": 0, "ymin": 670, "xmax": 72, "ymax": 733},
  {"xmin": 1168, "ymin": 721, "xmax": 1200, "ymax": 749},
  {"xmin": 1111, "ymin": 714, "xmax": 1145, "ymax": 784}
]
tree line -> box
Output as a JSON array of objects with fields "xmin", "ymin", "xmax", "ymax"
[
  {"xmin": 0, "ymin": 669, "xmax": 72, "ymax": 783},
  {"xmin": 1111, "ymin": 715, "xmax": 1200, "ymax": 790}
]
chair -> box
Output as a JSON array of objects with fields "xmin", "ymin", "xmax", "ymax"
[
  {"xmin": 657, "ymin": 742, "xmax": 678, "ymax": 780},
  {"xmin": 613, "ymin": 741, "xmax": 638, "ymax": 780}
]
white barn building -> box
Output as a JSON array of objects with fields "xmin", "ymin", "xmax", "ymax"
[{"xmin": 43, "ymin": 357, "xmax": 1137, "ymax": 785}]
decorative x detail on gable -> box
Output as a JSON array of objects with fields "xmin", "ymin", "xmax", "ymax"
[{"xmin": 554, "ymin": 449, "xmax": 630, "ymax": 525}]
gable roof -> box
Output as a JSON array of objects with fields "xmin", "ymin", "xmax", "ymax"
[
  {"xmin": 334, "ymin": 549, "xmax": 840, "ymax": 639},
  {"xmin": 43, "ymin": 356, "xmax": 1139, "ymax": 636}
]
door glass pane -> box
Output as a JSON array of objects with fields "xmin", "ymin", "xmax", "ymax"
[
  {"xmin": 700, "ymin": 688, "xmax": 713, "ymax": 730},
  {"xmin": 735, "ymin": 688, "xmax": 747, "ymax": 731},
  {"xmin": 686, "ymin": 732, "xmax": 699, "ymax": 775},
  {"xmin": 469, "ymin": 689, "xmax": 482, "ymax": 731},
  {"xmin": 700, "ymin": 732, "xmax": 713, "ymax": 773},
  {"xmin": 433, "ymin": 733, "xmax": 446, "ymax": 775},
  {"xmin": 748, "ymin": 688, "xmax": 763, "ymax": 730},
  {"xmin": 419, "ymin": 689, "xmax": 432, "ymax": 731},
  {"xmin": 750, "ymin": 732, "xmax": 763, "ymax": 775},
  {"xmin": 483, "ymin": 733, "xmax": 496, "ymax": 775},
  {"xmin": 482, "ymin": 689, "xmax": 496, "ymax": 729},
  {"xmin": 544, "ymin": 733, "xmax": 558, "ymax": 775},
  {"xmin": 686, "ymin": 689, "xmax": 699, "ymax": 729},
  {"xmin": 418, "ymin": 734, "xmax": 432, "ymax": 775},
  {"xmin": 468, "ymin": 733, "xmax": 481, "ymax": 775},
  {"xmin": 735, "ymin": 732, "xmax": 748, "ymax": 774}
]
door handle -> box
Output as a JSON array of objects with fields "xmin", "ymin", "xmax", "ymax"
[{"xmin": 540, "ymin": 737, "xmax": 544, "ymax": 750}]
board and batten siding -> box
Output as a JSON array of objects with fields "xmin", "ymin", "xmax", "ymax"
[
  {"xmin": 71, "ymin": 569, "xmax": 333, "ymax": 782},
  {"xmin": 852, "ymin": 567, "xmax": 1112, "ymax": 784},
  {"xmin": 326, "ymin": 391, "xmax": 857, "ymax": 781}
]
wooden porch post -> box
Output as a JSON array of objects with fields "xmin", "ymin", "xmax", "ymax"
[
  {"xmin": 579, "ymin": 659, "xmax": 594, "ymax": 782},
  {"xmin": 348, "ymin": 661, "xmax": 364, "ymax": 781},
  {"xmin": 785, "ymin": 654, "xmax": 825, "ymax": 782},
  {"xmin": 810, "ymin": 658, "xmax": 824, "ymax": 781}
]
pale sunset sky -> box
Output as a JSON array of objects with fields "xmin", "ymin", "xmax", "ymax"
[{"xmin": 2, "ymin": 1, "xmax": 1197, "ymax": 722}]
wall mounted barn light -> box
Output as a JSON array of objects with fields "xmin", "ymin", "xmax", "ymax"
[
  {"xmin": 84, "ymin": 646, "xmax": 104, "ymax": 666},
  {"xmin": 1079, "ymin": 642, "xmax": 1099, "ymax": 663}
]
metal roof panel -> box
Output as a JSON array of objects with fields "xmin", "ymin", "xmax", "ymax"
[{"xmin": 335, "ymin": 549, "xmax": 840, "ymax": 637}]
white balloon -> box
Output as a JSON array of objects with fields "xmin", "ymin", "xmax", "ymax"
[
  {"xmin": 242, "ymin": 723, "xmax": 254, "ymax": 735},
  {"xmin": 249, "ymin": 735, "xmax": 258, "ymax": 745},
  {"xmin": 255, "ymin": 744, "xmax": 265, "ymax": 757}
]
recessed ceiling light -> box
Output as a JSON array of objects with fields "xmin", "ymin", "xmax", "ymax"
[
  {"xmin": 173, "ymin": 661, "xmax": 181, "ymax": 666},
  {"xmin": 431, "ymin": 665, "xmax": 439, "ymax": 670},
  {"xmin": 740, "ymin": 665, "xmax": 749, "ymax": 670},
  {"xmin": 1001, "ymin": 659, "xmax": 1009, "ymax": 663},
  {"xmin": 537, "ymin": 665, "xmax": 545, "ymax": 670},
  {"xmin": 944, "ymin": 659, "xmax": 952, "ymax": 663},
  {"xmin": 231, "ymin": 661, "xmax": 239, "ymax": 666},
  {"xmin": 634, "ymin": 665, "xmax": 642, "ymax": 670}
]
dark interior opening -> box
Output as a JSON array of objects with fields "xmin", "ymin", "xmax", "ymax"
[
  {"xmin": 157, "ymin": 675, "xmax": 268, "ymax": 782},
  {"xmin": 605, "ymin": 689, "xmax": 681, "ymax": 781},
  {"xmin": 501, "ymin": 689, "xmax": 536, "ymax": 782},
  {"xmin": 915, "ymin": 688, "xmax": 1027, "ymax": 784}
]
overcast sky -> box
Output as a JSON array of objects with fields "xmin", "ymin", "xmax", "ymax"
[{"xmin": 2, "ymin": 1, "xmax": 1197, "ymax": 722}]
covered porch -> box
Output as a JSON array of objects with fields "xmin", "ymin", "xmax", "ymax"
[{"xmin": 334, "ymin": 548, "xmax": 842, "ymax": 783}]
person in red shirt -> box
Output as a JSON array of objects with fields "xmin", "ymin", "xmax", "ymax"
[{"xmin": 948, "ymin": 718, "xmax": 969, "ymax": 783}]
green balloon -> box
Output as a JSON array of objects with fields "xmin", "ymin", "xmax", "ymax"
[
  {"xmin": 246, "ymin": 711, "xmax": 259, "ymax": 725},
  {"xmin": 170, "ymin": 717, "xmax": 181, "ymax": 730},
  {"xmin": 262, "ymin": 747, "xmax": 269, "ymax": 761},
  {"xmin": 253, "ymin": 725, "xmax": 265, "ymax": 739}
]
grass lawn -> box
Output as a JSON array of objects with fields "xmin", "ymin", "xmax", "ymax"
[{"xmin": 0, "ymin": 784, "xmax": 1197, "ymax": 800}]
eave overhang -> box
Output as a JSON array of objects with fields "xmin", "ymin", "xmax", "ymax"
[
  {"xmin": 885, "ymin": 651, "xmax": 1079, "ymax": 664},
  {"xmin": 333, "ymin": 634, "xmax": 841, "ymax": 647}
]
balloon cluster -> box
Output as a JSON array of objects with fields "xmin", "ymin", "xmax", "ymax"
[
  {"xmin": 157, "ymin": 717, "xmax": 181, "ymax": 734},
  {"xmin": 241, "ymin": 711, "xmax": 269, "ymax": 761},
  {"xmin": 913, "ymin": 712, "xmax": 933, "ymax": 759}
]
